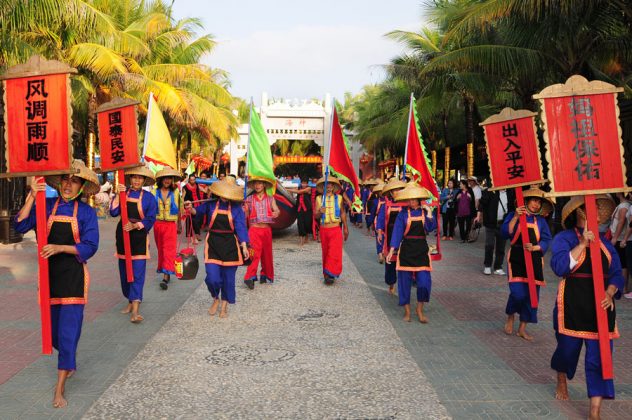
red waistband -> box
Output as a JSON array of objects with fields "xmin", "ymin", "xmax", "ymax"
[{"xmin": 210, "ymin": 229, "xmax": 233, "ymax": 233}]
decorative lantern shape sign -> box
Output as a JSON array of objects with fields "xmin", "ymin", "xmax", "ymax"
[
  {"xmin": 533, "ymin": 75, "xmax": 626, "ymax": 196},
  {"xmin": 480, "ymin": 108, "xmax": 546, "ymax": 309},
  {"xmin": 534, "ymin": 75, "xmax": 626, "ymax": 380},
  {"xmin": 96, "ymin": 97, "xmax": 141, "ymax": 172},
  {"xmin": 1, "ymin": 55, "xmax": 76, "ymax": 176},
  {"xmin": 480, "ymin": 107, "xmax": 545, "ymax": 190}
]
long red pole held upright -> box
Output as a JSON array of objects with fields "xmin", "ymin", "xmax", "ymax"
[
  {"xmin": 117, "ymin": 170, "xmax": 134, "ymax": 282},
  {"xmin": 514, "ymin": 187, "xmax": 538, "ymax": 308},
  {"xmin": 35, "ymin": 177, "xmax": 52, "ymax": 355},
  {"xmin": 584, "ymin": 194, "xmax": 614, "ymax": 380}
]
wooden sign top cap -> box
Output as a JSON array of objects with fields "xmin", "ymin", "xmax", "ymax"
[
  {"xmin": 96, "ymin": 97, "xmax": 141, "ymax": 114},
  {"xmin": 0, "ymin": 55, "xmax": 78, "ymax": 80},
  {"xmin": 479, "ymin": 107, "xmax": 537, "ymax": 126},
  {"xmin": 533, "ymin": 75, "xmax": 623, "ymax": 100}
]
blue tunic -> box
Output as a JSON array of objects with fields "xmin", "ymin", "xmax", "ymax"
[
  {"xmin": 195, "ymin": 200, "xmax": 249, "ymax": 304},
  {"xmin": 14, "ymin": 197, "xmax": 98, "ymax": 371},
  {"xmin": 550, "ymin": 229, "xmax": 623, "ymax": 399},
  {"xmin": 14, "ymin": 198, "xmax": 99, "ymax": 263},
  {"xmin": 389, "ymin": 207, "xmax": 436, "ymax": 306},
  {"xmin": 109, "ymin": 189, "xmax": 157, "ymax": 232}
]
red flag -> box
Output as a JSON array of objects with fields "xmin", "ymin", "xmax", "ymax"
[
  {"xmin": 328, "ymin": 108, "xmax": 362, "ymax": 210},
  {"xmin": 406, "ymin": 95, "xmax": 439, "ymax": 199}
]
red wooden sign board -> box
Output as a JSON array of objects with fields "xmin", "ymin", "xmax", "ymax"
[
  {"xmin": 480, "ymin": 108, "xmax": 546, "ymax": 190},
  {"xmin": 1, "ymin": 56, "xmax": 76, "ymax": 177},
  {"xmin": 96, "ymin": 98, "xmax": 141, "ymax": 172}
]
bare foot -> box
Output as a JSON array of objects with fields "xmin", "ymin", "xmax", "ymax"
[
  {"xmin": 589, "ymin": 396, "xmax": 602, "ymax": 420},
  {"xmin": 416, "ymin": 304, "xmax": 428, "ymax": 323},
  {"xmin": 130, "ymin": 314, "xmax": 144, "ymax": 324},
  {"xmin": 555, "ymin": 372, "xmax": 569, "ymax": 400},
  {"xmin": 388, "ymin": 285, "xmax": 395, "ymax": 295},
  {"xmin": 208, "ymin": 299, "xmax": 220, "ymax": 316},
  {"xmin": 120, "ymin": 303, "xmax": 132, "ymax": 314},
  {"xmin": 403, "ymin": 305, "xmax": 411, "ymax": 322},
  {"xmin": 516, "ymin": 330, "xmax": 533, "ymax": 341},
  {"xmin": 504, "ymin": 315, "xmax": 514, "ymax": 335},
  {"xmin": 219, "ymin": 302, "xmax": 228, "ymax": 318},
  {"xmin": 52, "ymin": 391, "xmax": 67, "ymax": 408}
]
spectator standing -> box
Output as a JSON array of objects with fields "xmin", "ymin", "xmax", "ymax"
[
  {"xmin": 476, "ymin": 187, "xmax": 515, "ymax": 275},
  {"xmin": 439, "ymin": 178, "xmax": 457, "ymax": 240},
  {"xmin": 455, "ymin": 179, "xmax": 475, "ymax": 242}
]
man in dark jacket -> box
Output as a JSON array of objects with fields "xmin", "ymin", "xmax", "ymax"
[{"xmin": 474, "ymin": 187, "xmax": 516, "ymax": 275}]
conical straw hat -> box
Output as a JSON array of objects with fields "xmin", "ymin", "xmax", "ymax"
[
  {"xmin": 316, "ymin": 176, "xmax": 342, "ymax": 193},
  {"xmin": 125, "ymin": 164, "xmax": 156, "ymax": 186},
  {"xmin": 561, "ymin": 195, "xmax": 616, "ymax": 227},
  {"xmin": 210, "ymin": 178, "xmax": 244, "ymax": 202},
  {"xmin": 46, "ymin": 160, "xmax": 100, "ymax": 196},
  {"xmin": 155, "ymin": 167, "xmax": 183, "ymax": 181},
  {"xmin": 247, "ymin": 176, "xmax": 276, "ymax": 189},
  {"xmin": 372, "ymin": 182, "xmax": 385, "ymax": 194},
  {"xmin": 394, "ymin": 183, "xmax": 431, "ymax": 201},
  {"xmin": 521, "ymin": 186, "xmax": 555, "ymax": 215},
  {"xmin": 382, "ymin": 179, "xmax": 407, "ymax": 195}
]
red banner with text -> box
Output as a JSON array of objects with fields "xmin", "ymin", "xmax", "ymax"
[
  {"xmin": 4, "ymin": 74, "xmax": 71, "ymax": 174},
  {"xmin": 97, "ymin": 104, "xmax": 139, "ymax": 171}
]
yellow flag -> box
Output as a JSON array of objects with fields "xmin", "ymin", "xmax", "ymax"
[{"xmin": 143, "ymin": 93, "xmax": 177, "ymax": 169}]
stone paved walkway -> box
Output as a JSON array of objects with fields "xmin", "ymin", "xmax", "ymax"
[
  {"xmin": 344, "ymin": 226, "xmax": 632, "ymax": 419},
  {"xmin": 1, "ymin": 220, "xmax": 631, "ymax": 419},
  {"xmin": 84, "ymin": 230, "xmax": 449, "ymax": 419}
]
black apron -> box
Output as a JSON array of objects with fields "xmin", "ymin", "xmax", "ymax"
[
  {"xmin": 47, "ymin": 200, "xmax": 87, "ymax": 305},
  {"xmin": 558, "ymin": 230, "xmax": 618, "ymax": 339},
  {"xmin": 205, "ymin": 203, "xmax": 243, "ymax": 266},
  {"xmin": 396, "ymin": 209, "xmax": 431, "ymax": 272},
  {"xmin": 384, "ymin": 204, "xmax": 402, "ymax": 262},
  {"xmin": 508, "ymin": 216, "xmax": 545, "ymax": 285},
  {"xmin": 116, "ymin": 191, "xmax": 149, "ymax": 259}
]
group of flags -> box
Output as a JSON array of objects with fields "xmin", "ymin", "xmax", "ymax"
[{"xmin": 141, "ymin": 91, "xmax": 437, "ymax": 208}]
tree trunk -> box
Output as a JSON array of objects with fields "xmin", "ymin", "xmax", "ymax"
[{"xmin": 442, "ymin": 112, "xmax": 449, "ymax": 148}]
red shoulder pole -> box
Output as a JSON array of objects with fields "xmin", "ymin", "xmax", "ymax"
[
  {"xmin": 117, "ymin": 170, "xmax": 134, "ymax": 282},
  {"xmin": 35, "ymin": 177, "xmax": 52, "ymax": 355},
  {"xmin": 584, "ymin": 194, "xmax": 614, "ymax": 380},
  {"xmin": 515, "ymin": 187, "xmax": 538, "ymax": 308}
]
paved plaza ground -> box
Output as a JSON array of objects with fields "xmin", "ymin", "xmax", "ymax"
[{"xmin": 0, "ymin": 218, "xmax": 631, "ymax": 419}]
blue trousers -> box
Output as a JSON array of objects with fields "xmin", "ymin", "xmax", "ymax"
[
  {"xmin": 385, "ymin": 261, "xmax": 397, "ymax": 285},
  {"xmin": 51, "ymin": 304, "xmax": 84, "ymax": 371},
  {"xmin": 505, "ymin": 282, "xmax": 540, "ymax": 323},
  {"xmin": 376, "ymin": 236, "xmax": 383, "ymax": 255},
  {"xmin": 551, "ymin": 333, "xmax": 615, "ymax": 399},
  {"xmin": 398, "ymin": 270, "xmax": 431, "ymax": 306},
  {"xmin": 118, "ymin": 259, "xmax": 147, "ymax": 302},
  {"xmin": 205, "ymin": 264, "xmax": 238, "ymax": 304}
]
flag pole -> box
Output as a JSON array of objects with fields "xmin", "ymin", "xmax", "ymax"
[
  {"xmin": 402, "ymin": 92, "xmax": 414, "ymax": 179},
  {"xmin": 142, "ymin": 92, "xmax": 153, "ymax": 161},
  {"xmin": 321, "ymin": 99, "xmax": 336, "ymax": 223},
  {"xmin": 244, "ymin": 97, "xmax": 253, "ymax": 200}
]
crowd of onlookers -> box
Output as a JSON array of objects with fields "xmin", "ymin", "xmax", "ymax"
[{"xmin": 437, "ymin": 175, "xmax": 632, "ymax": 298}]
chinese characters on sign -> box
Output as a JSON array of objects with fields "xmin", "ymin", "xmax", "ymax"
[
  {"xmin": 273, "ymin": 155, "xmax": 323, "ymax": 165},
  {"xmin": 3, "ymin": 63, "xmax": 73, "ymax": 175},
  {"xmin": 569, "ymin": 97, "xmax": 600, "ymax": 181},
  {"xmin": 96, "ymin": 100, "xmax": 140, "ymax": 171},
  {"xmin": 534, "ymin": 76, "xmax": 625, "ymax": 195},
  {"xmin": 501, "ymin": 123, "xmax": 525, "ymax": 180},
  {"xmin": 480, "ymin": 108, "xmax": 543, "ymax": 190},
  {"xmin": 25, "ymin": 79, "xmax": 49, "ymax": 162}
]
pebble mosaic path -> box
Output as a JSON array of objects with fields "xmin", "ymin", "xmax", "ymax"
[{"xmin": 84, "ymin": 229, "xmax": 449, "ymax": 419}]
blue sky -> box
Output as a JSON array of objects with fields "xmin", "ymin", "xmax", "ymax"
[{"xmin": 172, "ymin": 0, "xmax": 428, "ymax": 103}]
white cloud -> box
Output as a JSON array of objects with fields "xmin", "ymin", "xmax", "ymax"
[{"xmin": 205, "ymin": 22, "xmax": 417, "ymax": 102}]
